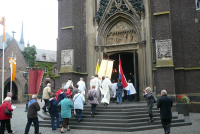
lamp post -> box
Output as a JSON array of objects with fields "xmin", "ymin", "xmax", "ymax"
[{"xmin": 23, "ymin": 67, "xmax": 29, "ymax": 112}]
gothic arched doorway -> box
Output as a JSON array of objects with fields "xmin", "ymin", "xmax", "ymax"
[{"xmin": 4, "ymin": 81, "xmax": 18, "ymax": 100}]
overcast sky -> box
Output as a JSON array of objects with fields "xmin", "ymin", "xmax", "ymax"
[{"xmin": 0, "ymin": 0, "xmax": 58, "ymax": 51}]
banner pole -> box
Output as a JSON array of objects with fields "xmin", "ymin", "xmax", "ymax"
[{"xmin": 2, "ymin": 42, "xmax": 5, "ymax": 103}]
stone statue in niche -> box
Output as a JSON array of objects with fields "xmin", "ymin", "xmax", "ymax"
[
  {"xmin": 124, "ymin": 33, "xmax": 128, "ymax": 43},
  {"xmin": 116, "ymin": 34, "xmax": 121, "ymax": 44},
  {"xmin": 61, "ymin": 49, "xmax": 74, "ymax": 65},
  {"xmin": 129, "ymin": 34, "xmax": 133, "ymax": 42},
  {"xmin": 107, "ymin": 33, "xmax": 114, "ymax": 45}
]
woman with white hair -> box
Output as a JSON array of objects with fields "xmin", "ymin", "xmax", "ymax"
[
  {"xmin": 0, "ymin": 97, "xmax": 14, "ymax": 134},
  {"xmin": 73, "ymin": 90, "xmax": 85, "ymax": 122},
  {"xmin": 143, "ymin": 87, "xmax": 155, "ymax": 123}
]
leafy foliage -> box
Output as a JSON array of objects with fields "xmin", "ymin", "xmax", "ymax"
[
  {"xmin": 177, "ymin": 94, "xmax": 190, "ymax": 104},
  {"xmin": 22, "ymin": 47, "xmax": 37, "ymax": 67},
  {"xmin": 37, "ymin": 62, "xmax": 55, "ymax": 80}
]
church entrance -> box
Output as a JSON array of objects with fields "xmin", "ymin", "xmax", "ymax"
[
  {"xmin": 4, "ymin": 81, "xmax": 18, "ymax": 100},
  {"xmin": 105, "ymin": 52, "xmax": 139, "ymax": 101}
]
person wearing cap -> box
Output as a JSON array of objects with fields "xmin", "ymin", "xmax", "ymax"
[
  {"xmin": 42, "ymin": 83, "xmax": 52, "ymax": 112},
  {"xmin": 73, "ymin": 90, "xmax": 85, "ymax": 122},
  {"xmin": 0, "ymin": 97, "xmax": 14, "ymax": 134},
  {"xmin": 24, "ymin": 94, "xmax": 41, "ymax": 134}
]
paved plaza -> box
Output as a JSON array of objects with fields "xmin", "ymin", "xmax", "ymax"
[{"xmin": 4, "ymin": 101, "xmax": 200, "ymax": 134}]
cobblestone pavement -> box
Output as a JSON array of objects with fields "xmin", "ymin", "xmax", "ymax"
[{"xmin": 4, "ymin": 101, "xmax": 200, "ymax": 134}]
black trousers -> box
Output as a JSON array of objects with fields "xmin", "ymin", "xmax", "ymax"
[
  {"xmin": 0, "ymin": 119, "xmax": 12, "ymax": 134},
  {"xmin": 91, "ymin": 104, "xmax": 97, "ymax": 113},
  {"xmin": 161, "ymin": 119, "xmax": 171, "ymax": 133},
  {"xmin": 42, "ymin": 99, "xmax": 49, "ymax": 111},
  {"xmin": 25, "ymin": 117, "xmax": 39, "ymax": 134}
]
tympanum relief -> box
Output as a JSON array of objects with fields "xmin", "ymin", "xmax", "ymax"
[{"xmin": 106, "ymin": 21, "xmax": 138, "ymax": 45}]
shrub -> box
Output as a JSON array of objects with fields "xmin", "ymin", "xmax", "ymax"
[{"xmin": 177, "ymin": 94, "xmax": 190, "ymax": 104}]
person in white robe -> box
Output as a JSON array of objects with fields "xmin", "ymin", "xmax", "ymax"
[
  {"xmin": 127, "ymin": 80, "xmax": 137, "ymax": 102},
  {"xmin": 90, "ymin": 75, "xmax": 101, "ymax": 95},
  {"xmin": 101, "ymin": 75, "xmax": 112, "ymax": 106},
  {"xmin": 77, "ymin": 77, "xmax": 86, "ymax": 96},
  {"xmin": 110, "ymin": 80, "xmax": 117, "ymax": 103},
  {"xmin": 66, "ymin": 77, "xmax": 74, "ymax": 88},
  {"xmin": 89, "ymin": 76, "xmax": 94, "ymax": 90}
]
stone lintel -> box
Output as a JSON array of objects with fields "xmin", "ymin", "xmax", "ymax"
[{"xmin": 61, "ymin": 26, "xmax": 74, "ymax": 30}]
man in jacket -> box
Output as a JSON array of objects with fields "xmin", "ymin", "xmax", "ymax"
[
  {"xmin": 143, "ymin": 87, "xmax": 155, "ymax": 123},
  {"xmin": 49, "ymin": 94, "xmax": 60, "ymax": 130},
  {"xmin": 42, "ymin": 83, "xmax": 52, "ymax": 112},
  {"xmin": 24, "ymin": 94, "xmax": 41, "ymax": 134},
  {"xmin": 157, "ymin": 90, "xmax": 173, "ymax": 134}
]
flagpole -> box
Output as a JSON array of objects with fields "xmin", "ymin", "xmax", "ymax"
[
  {"xmin": 2, "ymin": 42, "xmax": 4, "ymax": 103},
  {"xmin": 10, "ymin": 52, "xmax": 13, "ymax": 93}
]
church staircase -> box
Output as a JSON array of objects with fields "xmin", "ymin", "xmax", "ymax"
[{"xmin": 37, "ymin": 102, "xmax": 192, "ymax": 132}]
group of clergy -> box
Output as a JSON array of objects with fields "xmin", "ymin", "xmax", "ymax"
[{"xmin": 89, "ymin": 74, "xmax": 136, "ymax": 105}]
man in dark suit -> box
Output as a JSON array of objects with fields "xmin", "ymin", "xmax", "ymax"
[{"xmin": 157, "ymin": 90, "xmax": 173, "ymax": 134}]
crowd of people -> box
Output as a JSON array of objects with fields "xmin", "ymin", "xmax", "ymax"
[{"xmin": 0, "ymin": 75, "xmax": 173, "ymax": 134}]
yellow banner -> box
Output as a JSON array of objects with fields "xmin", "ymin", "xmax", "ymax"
[{"xmin": 98, "ymin": 60, "xmax": 113, "ymax": 80}]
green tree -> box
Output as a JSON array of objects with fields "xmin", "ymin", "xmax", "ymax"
[{"xmin": 22, "ymin": 47, "xmax": 37, "ymax": 67}]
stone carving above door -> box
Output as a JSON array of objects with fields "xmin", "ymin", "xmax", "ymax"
[
  {"xmin": 61, "ymin": 49, "xmax": 74, "ymax": 65},
  {"xmin": 106, "ymin": 21, "xmax": 138, "ymax": 45}
]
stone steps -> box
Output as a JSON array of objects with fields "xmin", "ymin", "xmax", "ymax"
[{"xmin": 37, "ymin": 102, "xmax": 192, "ymax": 132}]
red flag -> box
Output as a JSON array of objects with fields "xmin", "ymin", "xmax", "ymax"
[
  {"xmin": 119, "ymin": 57, "xmax": 128, "ymax": 89},
  {"xmin": 28, "ymin": 70, "xmax": 44, "ymax": 95}
]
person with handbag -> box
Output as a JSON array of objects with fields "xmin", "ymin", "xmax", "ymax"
[
  {"xmin": 24, "ymin": 95, "xmax": 41, "ymax": 134},
  {"xmin": 73, "ymin": 90, "xmax": 85, "ymax": 122},
  {"xmin": 42, "ymin": 83, "xmax": 52, "ymax": 112},
  {"xmin": 0, "ymin": 97, "xmax": 14, "ymax": 134},
  {"xmin": 58, "ymin": 95, "xmax": 73, "ymax": 133},
  {"xmin": 87, "ymin": 85, "xmax": 99, "ymax": 117},
  {"xmin": 143, "ymin": 87, "xmax": 155, "ymax": 123}
]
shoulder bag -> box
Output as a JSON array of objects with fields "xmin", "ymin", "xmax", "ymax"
[{"xmin": 4, "ymin": 102, "xmax": 12, "ymax": 116}]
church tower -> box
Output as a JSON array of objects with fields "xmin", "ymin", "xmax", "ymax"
[
  {"xmin": 20, "ymin": 22, "xmax": 24, "ymax": 45},
  {"xmin": 55, "ymin": 0, "xmax": 87, "ymax": 89}
]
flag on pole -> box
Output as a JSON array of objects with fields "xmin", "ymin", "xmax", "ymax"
[
  {"xmin": 95, "ymin": 59, "xmax": 100, "ymax": 75},
  {"xmin": 119, "ymin": 56, "xmax": 128, "ymax": 89},
  {"xmin": 0, "ymin": 17, "xmax": 5, "ymax": 42},
  {"xmin": 9, "ymin": 57, "xmax": 16, "ymax": 81}
]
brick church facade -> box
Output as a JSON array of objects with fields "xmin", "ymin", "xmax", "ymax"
[{"xmin": 55, "ymin": 0, "xmax": 200, "ymax": 110}]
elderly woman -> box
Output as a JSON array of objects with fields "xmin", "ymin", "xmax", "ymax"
[
  {"xmin": 87, "ymin": 85, "xmax": 99, "ymax": 117},
  {"xmin": 58, "ymin": 95, "xmax": 73, "ymax": 133},
  {"xmin": 143, "ymin": 87, "xmax": 155, "ymax": 123},
  {"xmin": 0, "ymin": 97, "xmax": 14, "ymax": 134},
  {"xmin": 73, "ymin": 90, "xmax": 85, "ymax": 122}
]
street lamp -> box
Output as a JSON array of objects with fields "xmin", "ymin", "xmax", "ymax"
[{"xmin": 23, "ymin": 67, "xmax": 29, "ymax": 112}]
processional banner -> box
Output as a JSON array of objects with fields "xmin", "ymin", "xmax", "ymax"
[
  {"xmin": 98, "ymin": 60, "xmax": 114, "ymax": 80},
  {"xmin": 28, "ymin": 70, "xmax": 44, "ymax": 95}
]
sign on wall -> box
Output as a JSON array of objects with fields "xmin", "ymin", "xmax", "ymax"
[{"xmin": 61, "ymin": 49, "xmax": 74, "ymax": 66}]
